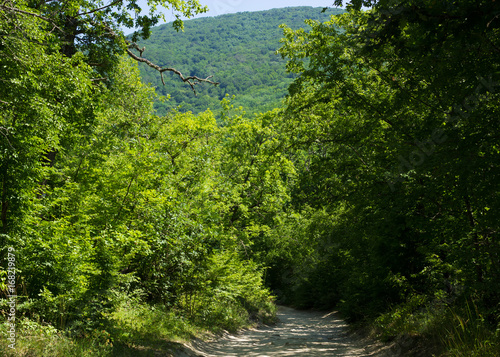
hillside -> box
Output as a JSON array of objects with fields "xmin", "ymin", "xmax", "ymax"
[{"xmin": 135, "ymin": 6, "xmax": 342, "ymax": 115}]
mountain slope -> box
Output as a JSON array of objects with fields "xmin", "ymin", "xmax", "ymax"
[{"xmin": 135, "ymin": 6, "xmax": 342, "ymax": 115}]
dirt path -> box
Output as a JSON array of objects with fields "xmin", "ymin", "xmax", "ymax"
[{"xmin": 177, "ymin": 306, "xmax": 397, "ymax": 357}]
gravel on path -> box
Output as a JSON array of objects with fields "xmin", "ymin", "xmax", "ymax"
[{"xmin": 176, "ymin": 306, "xmax": 398, "ymax": 357}]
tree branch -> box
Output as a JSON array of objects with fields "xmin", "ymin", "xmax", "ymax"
[
  {"xmin": 487, "ymin": 13, "xmax": 500, "ymax": 27},
  {"xmin": 0, "ymin": 127, "xmax": 14, "ymax": 150},
  {"xmin": 0, "ymin": 4, "xmax": 63, "ymax": 32},
  {"xmin": 125, "ymin": 48, "xmax": 219, "ymax": 93},
  {"xmin": 114, "ymin": 174, "xmax": 137, "ymax": 223},
  {"xmin": 99, "ymin": 22, "xmax": 219, "ymax": 93},
  {"xmin": 128, "ymin": 42, "xmax": 145, "ymax": 57},
  {"xmin": 76, "ymin": 0, "xmax": 123, "ymax": 17}
]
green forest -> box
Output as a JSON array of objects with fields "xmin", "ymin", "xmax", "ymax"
[
  {"xmin": 134, "ymin": 7, "xmax": 338, "ymax": 115},
  {"xmin": 1, "ymin": 0, "xmax": 500, "ymax": 356}
]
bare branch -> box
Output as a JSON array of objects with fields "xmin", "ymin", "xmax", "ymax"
[
  {"xmin": 487, "ymin": 13, "xmax": 500, "ymax": 27},
  {"xmin": 125, "ymin": 48, "xmax": 219, "ymax": 93},
  {"xmin": 0, "ymin": 127, "xmax": 14, "ymax": 150},
  {"xmin": 128, "ymin": 42, "xmax": 145, "ymax": 57},
  {"xmin": 99, "ymin": 21, "xmax": 219, "ymax": 93}
]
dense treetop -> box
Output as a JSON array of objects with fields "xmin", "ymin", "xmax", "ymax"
[{"xmin": 134, "ymin": 7, "xmax": 341, "ymax": 115}]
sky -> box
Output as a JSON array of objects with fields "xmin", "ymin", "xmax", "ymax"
[
  {"xmin": 190, "ymin": 0, "xmax": 336, "ymax": 18},
  {"xmin": 124, "ymin": 0, "xmax": 339, "ymax": 33}
]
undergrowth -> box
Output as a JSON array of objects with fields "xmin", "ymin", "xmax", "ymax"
[
  {"xmin": 0, "ymin": 291, "xmax": 276, "ymax": 357},
  {"xmin": 374, "ymin": 295, "xmax": 500, "ymax": 356}
]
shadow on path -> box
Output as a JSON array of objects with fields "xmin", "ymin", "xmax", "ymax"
[{"xmin": 179, "ymin": 306, "xmax": 396, "ymax": 357}]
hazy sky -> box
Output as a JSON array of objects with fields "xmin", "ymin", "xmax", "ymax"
[
  {"xmin": 193, "ymin": 0, "xmax": 336, "ymax": 18},
  {"xmin": 125, "ymin": 0, "xmax": 338, "ymax": 33}
]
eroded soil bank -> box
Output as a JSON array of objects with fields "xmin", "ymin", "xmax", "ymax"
[{"xmin": 175, "ymin": 306, "xmax": 399, "ymax": 357}]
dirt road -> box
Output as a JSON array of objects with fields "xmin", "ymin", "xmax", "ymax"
[{"xmin": 177, "ymin": 306, "xmax": 396, "ymax": 357}]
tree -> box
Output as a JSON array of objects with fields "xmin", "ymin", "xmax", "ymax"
[
  {"xmin": 0, "ymin": 0, "xmax": 220, "ymax": 236},
  {"xmin": 0, "ymin": 0, "xmax": 218, "ymax": 87},
  {"xmin": 0, "ymin": 0, "xmax": 223, "ymax": 334},
  {"xmin": 0, "ymin": 9, "xmax": 97, "ymax": 236},
  {"xmin": 276, "ymin": 0, "xmax": 500, "ymax": 322}
]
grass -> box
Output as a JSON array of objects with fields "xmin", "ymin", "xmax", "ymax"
[
  {"xmin": 0, "ymin": 306, "xmax": 202, "ymax": 357},
  {"xmin": 373, "ymin": 295, "xmax": 500, "ymax": 356},
  {"xmin": 440, "ymin": 302, "xmax": 500, "ymax": 357},
  {"xmin": 0, "ymin": 293, "xmax": 277, "ymax": 356},
  {"xmin": 0, "ymin": 318, "xmax": 113, "ymax": 357}
]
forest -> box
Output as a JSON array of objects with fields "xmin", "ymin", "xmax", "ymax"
[
  {"xmin": 134, "ymin": 7, "xmax": 338, "ymax": 115},
  {"xmin": 1, "ymin": 0, "xmax": 499, "ymax": 356}
]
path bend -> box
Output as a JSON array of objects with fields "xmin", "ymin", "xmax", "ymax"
[{"xmin": 177, "ymin": 306, "xmax": 397, "ymax": 357}]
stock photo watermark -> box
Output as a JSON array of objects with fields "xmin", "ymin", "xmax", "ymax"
[
  {"xmin": 5, "ymin": 247, "xmax": 16, "ymax": 349},
  {"xmin": 386, "ymin": 75, "xmax": 499, "ymax": 191},
  {"xmin": 210, "ymin": 0, "xmax": 243, "ymax": 16}
]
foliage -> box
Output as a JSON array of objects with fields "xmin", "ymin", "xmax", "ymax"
[
  {"xmin": 134, "ymin": 7, "xmax": 341, "ymax": 115},
  {"xmin": 442, "ymin": 302, "xmax": 500, "ymax": 357},
  {"xmin": 2, "ymin": 1, "xmax": 500, "ymax": 356},
  {"xmin": 0, "ymin": 318, "xmax": 112, "ymax": 357},
  {"xmin": 266, "ymin": 0, "xmax": 500, "ymax": 355},
  {"xmin": 1, "ymin": 1, "xmax": 278, "ymax": 349}
]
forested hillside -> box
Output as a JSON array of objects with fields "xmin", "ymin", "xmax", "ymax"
[
  {"xmin": 2, "ymin": 1, "xmax": 500, "ymax": 356},
  {"xmin": 135, "ymin": 7, "xmax": 337, "ymax": 115}
]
